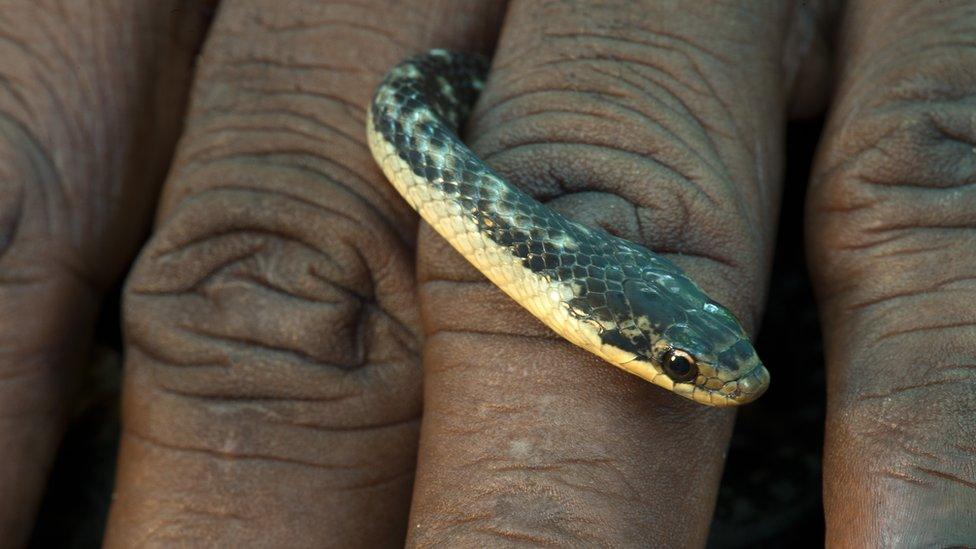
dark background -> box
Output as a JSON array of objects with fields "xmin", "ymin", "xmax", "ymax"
[{"xmin": 27, "ymin": 118, "xmax": 827, "ymax": 548}]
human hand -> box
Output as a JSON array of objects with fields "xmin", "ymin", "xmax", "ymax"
[{"xmin": 2, "ymin": 1, "xmax": 974, "ymax": 546}]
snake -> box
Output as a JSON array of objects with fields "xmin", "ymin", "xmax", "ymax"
[{"xmin": 367, "ymin": 49, "xmax": 769, "ymax": 407}]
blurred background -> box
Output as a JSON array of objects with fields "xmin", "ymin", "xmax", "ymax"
[{"xmin": 27, "ymin": 118, "xmax": 827, "ymax": 548}]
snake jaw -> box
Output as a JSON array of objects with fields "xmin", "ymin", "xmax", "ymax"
[
  {"xmin": 728, "ymin": 365, "xmax": 771, "ymax": 404},
  {"xmin": 692, "ymin": 365, "xmax": 771, "ymax": 407}
]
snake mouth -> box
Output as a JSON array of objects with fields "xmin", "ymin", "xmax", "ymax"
[
  {"xmin": 720, "ymin": 365, "xmax": 770, "ymax": 405},
  {"xmin": 619, "ymin": 355, "xmax": 769, "ymax": 407}
]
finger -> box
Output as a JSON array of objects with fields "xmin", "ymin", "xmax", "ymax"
[
  {"xmin": 103, "ymin": 1, "xmax": 506, "ymax": 546},
  {"xmin": 0, "ymin": 3, "xmax": 210, "ymax": 544},
  {"xmin": 807, "ymin": 0, "xmax": 976, "ymax": 543},
  {"xmin": 410, "ymin": 1, "xmax": 806, "ymax": 545}
]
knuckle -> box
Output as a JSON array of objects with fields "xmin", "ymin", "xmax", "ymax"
[
  {"xmin": 0, "ymin": 111, "xmax": 85, "ymax": 283},
  {"xmin": 123, "ymin": 146, "xmax": 421, "ymax": 471},
  {"xmin": 473, "ymin": 34, "xmax": 748, "ymax": 231},
  {"xmin": 121, "ymin": 5, "xmax": 429, "ymax": 460},
  {"xmin": 812, "ymin": 68, "xmax": 976, "ymax": 261},
  {"xmin": 457, "ymin": 21, "xmax": 774, "ymax": 321},
  {"xmin": 810, "ymin": 79, "xmax": 976, "ymax": 312},
  {"xmin": 0, "ymin": 114, "xmax": 101, "ymax": 371},
  {"xmin": 0, "ymin": 4, "xmax": 196, "ymax": 279}
]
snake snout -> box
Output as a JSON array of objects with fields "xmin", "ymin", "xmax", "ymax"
[{"xmin": 732, "ymin": 366, "xmax": 770, "ymax": 404}]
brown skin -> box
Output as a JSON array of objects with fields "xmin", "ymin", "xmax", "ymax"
[
  {"xmin": 0, "ymin": 0, "xmax": 973, "ymax": 546},
  {"xmin": 411, "ymin": 2, "xmax": 789, "ymax": 545},
  {"xmin": 0, "ymin": 2, "xmax": 212, "ymax": 546},
  {"xmin": 809, "ymin": 0, "xmax": 976, "ymax": 544}
]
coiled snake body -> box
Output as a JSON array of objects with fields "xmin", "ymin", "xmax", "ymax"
[{"xmin": 367, "ymin": 50, "xmax": 769, "ymax": 407}]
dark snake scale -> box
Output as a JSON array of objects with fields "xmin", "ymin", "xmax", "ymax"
[{"xmin": 367, "ymin": 50, "xmax": 769, "ymax": 406}]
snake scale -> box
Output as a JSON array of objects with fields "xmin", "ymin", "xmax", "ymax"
[{"xmin": 367, "ymin": 50, "xmax": 769, "ymax": 406}]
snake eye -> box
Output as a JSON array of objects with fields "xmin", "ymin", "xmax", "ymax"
[{"xmin": 662, "ymin": 349, "xmax": 699, "ymax": 383}]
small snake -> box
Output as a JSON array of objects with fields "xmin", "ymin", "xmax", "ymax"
[{"xmin": 367, "ymin": 50, "xmax": 769, "ymax": 406}]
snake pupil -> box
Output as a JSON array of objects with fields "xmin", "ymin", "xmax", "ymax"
[{"xmin": 663, "ymin": 349, "xmax": 699, "ymax": 383}]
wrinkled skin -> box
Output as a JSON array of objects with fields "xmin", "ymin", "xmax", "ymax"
[{"xmin": 0, "ymin": 0, "xmax": 974, "ymax": 546}]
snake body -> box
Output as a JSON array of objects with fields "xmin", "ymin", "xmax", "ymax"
[{"xmin": 367, "ymin": 50, "xmax": 769, "ymax": 406}]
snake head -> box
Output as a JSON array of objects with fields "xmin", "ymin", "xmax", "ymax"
[
  {"xmin": 600, "ymin": 271, "xmax": 770, "ymax": 407},
  {"xmin": 647, "ymin": 319, "xmax": 770, "ymax": 407}
]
